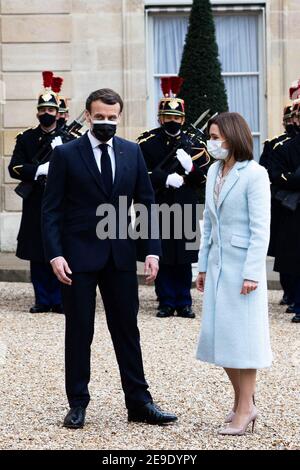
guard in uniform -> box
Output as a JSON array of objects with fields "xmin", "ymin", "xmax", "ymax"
[
  {"xmin": 260, "ymin": 104, "xmax": 297, "ymax": 170},
  {"xmin": 276, "ymin": 101, "xmax": 300, "ymax": 308},
  {"xmin": 137, "ymin": 77, "xmax": 210, "ymax": 318},
  {"xmin": 268, "ymin": 128, "xmax": 300, "ymax": 323},
  {"xmin": 260, "ymin": 104, "xmax": 295, "ymax": 262},
  {"xmin": 8, "ymin": 71, "xmax": 71, "ymax": 313},
  {"xmin": 260, "ymin": 81, "xmax": 300, "ymax": 316},
  {"xmin": 289, "ymin": 79, "xmax": 300, "ymax": 134}
]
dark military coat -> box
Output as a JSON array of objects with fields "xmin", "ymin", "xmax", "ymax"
[
  {"xmin": 8, "ymin": 125, "xmax": 71, "ymax": 262},
  {"xmin": 137, "ymin": 127, "xmax": 210, "ymax": 265},
  {"xmin": 260, "ymin": 131, "xmax": 297, "ymax": 258},
  {"xmin": 260, "ymin": 132, "xmax": 291, "ymax": 171},
  {"xmin": 267, "ymin": 134, "xmax": 300, "ymax": 275}
]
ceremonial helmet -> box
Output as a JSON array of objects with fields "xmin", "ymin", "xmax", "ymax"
[
  {"xmin": 158, "ymin": 77, "xmax": 185, "ymax": 117},
  {"xmin": 37, "ymin": 71, "xmax": 59, "ymax": 109},
  {"xmin": 51, "ymin": 76, "xmax": 69, "ymax": 113},
  {"xmin": 289, "ymin": 79, "xmax": 300, "ymax": 118}
]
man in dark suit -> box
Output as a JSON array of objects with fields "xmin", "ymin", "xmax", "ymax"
[{"xmin": 42, "ymin": 88, "xmax": 177, "ymax": 428}]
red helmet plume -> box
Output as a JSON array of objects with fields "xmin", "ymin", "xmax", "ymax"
[
  {"xmin": 52, "ymin": 76, "xmax": 64, "ymax": 94},
  {"xmin": 170, "ymin": 76, "xmax": 184, "ymax": 97},
  {"xmin": 42, "ymin": 71, "xmax": 53, "ymax": 89}
]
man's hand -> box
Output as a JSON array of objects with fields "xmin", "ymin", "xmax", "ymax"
[
  {"xmin": 51, "ymin": 136, "xmax": 63, "ymax": 149},
  {"xmin": 240, "ymin": 280, "xmax": 258, "ymax": 295},
  {"xmin": 34, "ymin": 161, "xmax": 50, "ymax": 180},
  {"xmin": 51, "ymin": 256, "xmax": 72, "ymax": 285},
  {"xmin": 166, "ymin": 172, "xmax": 184, "ymax": 188},
  {"xmin": 196, "ymin": 272, "xmax": 206, "ymax": 292},
  {"xmin": 144, "ymin": 257, "xmax": 159, "ymax": 284},
  {"xmin": 176, "ymin": 148, "xmax": 193, "ymax": 174}
]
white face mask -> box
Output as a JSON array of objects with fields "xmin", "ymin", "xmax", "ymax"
[{"xmin": 207, "ymin": 139, "xmax": 229, "ymax": 160}]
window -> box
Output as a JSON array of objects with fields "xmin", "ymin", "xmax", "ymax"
[{"xmin": 146, "ymin": 7, "xmax": 266, "ymax": 160}]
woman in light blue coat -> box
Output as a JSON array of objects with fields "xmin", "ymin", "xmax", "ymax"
[{"xmin": 196, "ymin": 113, "xmax": 272, "ymax": 436}]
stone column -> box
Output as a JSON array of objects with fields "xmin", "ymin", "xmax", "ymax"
[
  {"xmin": 71, "ymin": 0, "xmax": 124, "ymax": 127},
  {"xmin": 70, "ymin": 0, "xmax": 146, "ymax": 141},
  {"xmin": 267, "ymin": 0, "xmax": 300, "ymax": 138},
  {"xmin": 121, "ymin": 0, "xmax": 147, "ymax": 140}
]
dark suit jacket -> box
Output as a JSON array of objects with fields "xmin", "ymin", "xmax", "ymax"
[{"xmin": 42, "ymin": 133, "xmax": 161, "ymax": 272}]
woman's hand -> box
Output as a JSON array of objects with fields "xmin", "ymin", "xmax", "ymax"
[
  {"xmin": 196, "ymin": 272, "xmax": 206, "ymax": 292},
  {"xmin": 240, "ymin": 279, "xmax": 258, "ymax": 295}
]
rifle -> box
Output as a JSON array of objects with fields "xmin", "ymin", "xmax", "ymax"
[
  {"xmin": 150, "ymin": 111, "xmax": 217, "ymax": 183},
  {"xmin": 60, "ymin": 110, "xmax": 86, "ymax": 138},
  {"xmin": 14, "ymin": 111, "xmax": 86, "ymax": 199}
]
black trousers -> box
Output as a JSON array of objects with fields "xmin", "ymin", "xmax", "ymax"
[
  {"xmin": 155, "ymin": 263, "xmax": 192, "ymax": 309},
  {"xmin": 280, "ymin": 272, "xmax": 300, "ymax": 315},
  {"xmin": 62, "ymin": 255, "xmax": 152, "ymax": 410},
  {"xmin": 30, "ymin": 261, "xmax": 62, "ymax": 307},
  {"xmin": 280, "ymin": 272, "xmax": 295, "ymax": 305}
]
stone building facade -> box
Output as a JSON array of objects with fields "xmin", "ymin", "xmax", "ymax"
[{"xmin": 0, "ymin": 0, "xmax": 299, "ymax": 251}]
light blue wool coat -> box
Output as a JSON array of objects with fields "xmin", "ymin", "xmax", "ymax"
[{"xmin": 196, "ymin": 159, "xmax": 273, "ymax": 369}]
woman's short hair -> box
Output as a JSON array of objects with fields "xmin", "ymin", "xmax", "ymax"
[
  {"xmin": 207, "ymin": 112, "xmax": 253, "ymax": 161},
  {"xmin": 86, "ymin": 88, "xmax": 123, "ymax": 113}
]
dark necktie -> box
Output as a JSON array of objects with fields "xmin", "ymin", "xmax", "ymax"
[{"xmin": 99, "ymin": 143, "xmax": 113, "ymax": 195}]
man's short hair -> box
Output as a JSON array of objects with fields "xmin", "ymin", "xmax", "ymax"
[{"xmin": 86, "ymin": 88, "xmax": 123, "ymax": 113}]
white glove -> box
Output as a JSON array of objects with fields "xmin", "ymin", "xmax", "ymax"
[
  {"xmin": 166, "ymin": 172, "xmax": 184, "ymax": 188},
  {"xmin": 34, "ymin": 161, "xmax": 49, "ymax": 180},
  {"xmin": 176, "ymin": 148, "xmax": 193, "ymax": 174},
  {"xmin": 51, "ymin": 136, "xmax": 63, "ymax": 149}
]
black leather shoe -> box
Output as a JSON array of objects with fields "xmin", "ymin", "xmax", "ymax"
[
  {"xmin": 128, "ymin": 402, "xmax": 177, "ymax": 425},
  {"xmin": 156, "ymin": 306, "xmax": 175, "ymax": 318},
  {"xmin": 51, "ymin": 304, "xmax": 64, "ymax": 314},
  {"xmin": 279, "ymin": 296, "xmax": 289, "ymax": 306},
  {"xmin": 291, "ymin": 315, "xmax": 300, "ymax": 323},
  {"xmin": 176, "ymin": 306, "xmax": 195, "ymax": 318},
  {"xmin": 63, "ymin": 407, "xmax": 86, "ymax": 429},
  {"xmin": 286, "ymin": 304, "xmax": 295, "ymax": 314},
  {"xmin": 29, "ymin": 304, "xmax": 51, "ymax": 313}
]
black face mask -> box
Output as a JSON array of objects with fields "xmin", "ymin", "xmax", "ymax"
[
  {"xmin": 38, "ymin": 112, "xmax": 57, "ymax": 128},
  {"xmin": 163, "ymin": 121, "xmax": 182, "ymax": 136},
  {"xmin": 92, "ymin": 122, "xmax": 117, "ymax": 142},
  {"xmin": 285, "ymin": 124, "xmax": 294, "ymax": 135},
  {"xmin": 293, "ymin": 123, "xmax": 300, "ymax": 133},
  {"xmin": 57, "ymin": 117, "xmax": 67, "ymax": 128}
]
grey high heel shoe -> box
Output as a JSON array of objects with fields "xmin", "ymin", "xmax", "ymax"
[
  {"xmin": 224, "ymin": 395, "xmax": 255, "ymax": 423},
  {"xmin": 219, "ymin": 406, "xmax": 258, "ymax": 436},
  {"xmin": 224, "ymin": 410, "xmax": 235, "ymax": 423}
]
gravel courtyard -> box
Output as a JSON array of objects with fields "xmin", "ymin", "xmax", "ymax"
[{"xmin": 0, "ymin": 282, "xmax": 299, "ymax": 451}]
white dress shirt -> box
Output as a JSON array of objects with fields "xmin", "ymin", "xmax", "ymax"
[{"xmin": 50, "ymin": 130, "xmax": 159, "ymax": 263}]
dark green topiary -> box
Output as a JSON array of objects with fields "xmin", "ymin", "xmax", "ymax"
[{"xmin": 179, "ymin": 0, "xmax": 228, "ymax": 125}]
